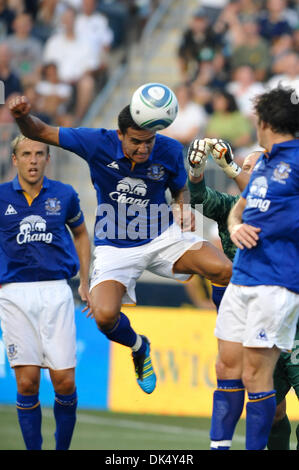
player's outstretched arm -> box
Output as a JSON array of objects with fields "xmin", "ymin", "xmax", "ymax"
[
  {"xmin": 228, "ymin": 197, "xmax": 261, "ymax": 249},
  {"xmin": 9, "ymin": 95, "xmax": 60, "ymax": 146}
]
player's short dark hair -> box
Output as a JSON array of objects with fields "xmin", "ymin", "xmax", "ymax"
[
  {"xmin": 253, "ymin": 87, "xmax": 299, "ymax": 137},
  {"xmin": 118, "ymin": 105, "xmax": 143, "ymax": 134}
]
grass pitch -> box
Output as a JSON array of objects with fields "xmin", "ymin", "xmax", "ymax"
[{"xmin": 0, "ymin": 404, "xmax": 298, "ymax": 451}]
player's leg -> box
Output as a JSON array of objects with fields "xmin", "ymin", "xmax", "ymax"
[
  {"xmin": 91, "ymin": 280, "xmax": 156, "ymax": 394},
  {"xmin": 242, "ymin": 346, "xmax": 281, "ymax": 450},
  {"xmin": 211, "ymin": 284, "xmax": 227, "ymax": 312},
  {"xmin": 14, "ymin": 365, "xmax": 42, "ymax": 450},
  {"xmin": 210, "ymin": 283, "xmax": 250, "ymax": 449},
  {"xmin": 284, "ymin": 322, "xmax": 299, "ymax": 450},
  {"xmin": 49, "ymin": 367, "xmax": 77, "ymax": 450},
  {"xmin": 267, "ymin": 353, "xmax": 291, "ymax": 450},
  {"xmin": 267, "ymin": 398, "xmax": 291, "ymax": 450},
  {"xmin": 243, "ymin": 286, "xmax": 299, "ymax": 449},
  {"xmin": 173, "ymin": 241, "xmax": 232, "ymax": 287},
  {"xmin": 210, "ymin": 339, "xmax": 245, "ymax": 450}
]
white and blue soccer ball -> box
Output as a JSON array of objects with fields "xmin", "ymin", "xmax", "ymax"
[{"xmin": 130, "ymin": 83, "xmax": 178, "ymax": 131}]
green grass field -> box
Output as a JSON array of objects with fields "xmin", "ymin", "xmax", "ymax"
[{"xmin": 0, "ymin": 405, "xmax": 298, "ymax": 450}]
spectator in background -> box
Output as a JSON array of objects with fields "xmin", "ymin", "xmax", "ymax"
[
  {"xmin": 160, "ymin": 82, "xmax": 207, "ymax": 158},
  {"xmin": 292, "ymin": 23, "xmax": 299, "ymax": 53},
  {"xmin": 0, "ymin": 42, "xmax": 22, "ymax": 99},
  {"xmin": 43, "ymin": 6, "xmax": 97, "ymax": 123},
  {"xmin": 227, "ymin": 65, "xmax": 265, "ymax": 119},
  {"xmin": 229, "ymin": 16, "xmax": 271, "ymax": 81},
  {"xmin": 35, "ymin": 62, "xmax": 72, "ymax": 125},
  {"xmin": 0, "ymin": 0, "xmax": 16, "ymax": 38},
  {"xmin": 23, "ymin": 83, "xmax": 52, "ymax": 124},
  {"xmin": 191, "ymin": 50, "xmax": 230, "ymax": 109},
  {"xmin": 75, "ymin": 0, "xmax": 113, "ymax": 90},
  {"xmin": 3, "ymin": 12, "xmax": 43, "ymax": 86},
  {"xmin": 269, "ymin": 33, "xmax": 294, "ymax": 69},
  {"xmin": 258, "ymin": 0, "xmax": 295, "ymax": 43},
  {"xmin": 205, "ymin": 89, "xmax": 254, "ymax": 153},
  {"xmin": 267, "ymin": 51, "xmax": 299, "ymax": 94},
  {"xmin": 199, "ymin": 0, "xmax": 229, "ymax": 25},
  {"xmin": 177, "ymin": 7, "xmax": 220, "ymax": 82}
]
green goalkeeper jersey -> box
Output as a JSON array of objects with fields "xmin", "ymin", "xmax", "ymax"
[{"xmin": 188, "ymin": 178, "xmax": 239, "ymax": 262}]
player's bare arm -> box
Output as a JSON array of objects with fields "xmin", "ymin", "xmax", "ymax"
[
  {"xmin": 228, "ymin": 197, "xmax": 261, "ymax": 249},
  {"xmin": 71, "ymin": 222, "xmax": 92, "ymax": 316},
  {"xmin": 9, "ymin": 95, "xmax": 60, "ymax": 146}
]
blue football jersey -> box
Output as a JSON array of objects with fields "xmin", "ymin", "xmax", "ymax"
[
  {"xmin": 59, "ymin": 127, "xmax": 186, "ymax": 247},
  {"xmin": 0, "ymin": 176, "xmax": 84, "ymax": 283},
  {"xmin": 231, "ymin": 139, "xmax": 299, "ymax": 293}
]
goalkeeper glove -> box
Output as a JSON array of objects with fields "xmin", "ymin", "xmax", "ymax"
[
  {"xmin": 187, "ymin": 138, "xmax": 213, "ymax": 177},
  {"xmin": 210, "ymin": 139, "xmax": 241, "ymax": 178}
]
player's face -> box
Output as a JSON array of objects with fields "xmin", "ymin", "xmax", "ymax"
[
  {"xmin": 242, "ymin": 152, "xmax": 261, "ymax": 174},
  {"xmin": 12, "ymin": 139, "xmax": 50, "ymax": 187},
  {"xmin": 118, "ymin": 127, "xmax": 156, "ymax": 164}
]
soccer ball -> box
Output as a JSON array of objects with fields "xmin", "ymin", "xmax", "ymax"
[{"xmin": 130, "ymin": 83, "xmax": 178, "ymax": 131}]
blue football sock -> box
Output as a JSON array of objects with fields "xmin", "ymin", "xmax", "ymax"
[
  {"xmin": 54, "ymin": 389, "xmax": 78, "ymax": 450},
  {"xmin": 211, "ymin": 285, "xmax": 226, "ymax": 312},
  {"xmin": 210, "ymin": 379, "xmax": 245, "ymax": 450},
  {"xmin": 102, "ymin": 312, "xmax": 138, "ymax": 348},
  {"xmin": 16, "ymin": 393, "xmax": 42, "ymax": 450},
  {"xmin": 246, "ymin": 390, "xmax": 276, "ymax": 450}
]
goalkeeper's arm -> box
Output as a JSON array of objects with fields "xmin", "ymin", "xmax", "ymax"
[{"xmin": 209, "ymin": 139, "xmax": 255, "ymax": 191}]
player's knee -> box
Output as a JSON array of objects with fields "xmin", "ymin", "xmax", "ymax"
[
  {"xmin": 92, "ymin": 304, "xmax": 119, "ymax": 331},
  {"xmin": 206, "ymin": 258, "xmax": 232, "ymax": 286},
  {"xmin": 17, "ymin": 376, "xmax": 39, "ymax": 395},
  {"xmin": 54, "ymin": 376, "xmax": 76, "ymax": 395},
  {"xmin": 272, "ymin": 399, "xmax": 286, "ymax": 424},
  {"xmin": 215, "ymin": 357, "xmax": 238, "ymax": 380},
  {"xmin": 215, "ymin": 345, "xmax": 243, "ymax": 380},
  {"xmin": 241, "ymin": 368, "xmax": 261, "ymax": 391}
]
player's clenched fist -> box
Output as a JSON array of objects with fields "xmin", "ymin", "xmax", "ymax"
[
  {"xmin": 210, "ymin": 139, "xmax": 241, "ymax": 178},
  {"xmin": 8, "ymin": 95, "xmax": 31, "ymax": 119},
  {"xmin": 187, "ymin": 138, "xmax": 214, "ymax": 177}
]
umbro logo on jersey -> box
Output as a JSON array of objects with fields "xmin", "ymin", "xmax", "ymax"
[
  {"xmin": 107, "ymin": 161, "xmax": 119, "ymax": 170},
  {"xmin": 5, "ymin": 204, "xmax": 17, "ymax": 215}
]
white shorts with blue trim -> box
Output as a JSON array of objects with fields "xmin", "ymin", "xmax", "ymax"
[
  {"xmin": 90, "ymin": 224, "xmax": 205, "ymax": 305},
  {"xmin": 0, "ymin": 280, "xmax": 76, "ymax": 369},
  {"xmin": 215, "ymin": 283, "xmax": 299, "ymax": 350}
]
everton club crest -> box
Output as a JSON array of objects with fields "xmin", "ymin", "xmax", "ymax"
[
  {"xmin": 147, "ymin": 164, "xmax": 165, "ymax": 181},
  {"xmin": 272, "ymin": 161, "xmax": 291, "ymax": 184},
  {"xmin": 45, "ymin": 197, "xmax": 61, "ymax": 214}
]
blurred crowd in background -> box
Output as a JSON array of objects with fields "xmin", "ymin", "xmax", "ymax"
[
  {"xmin": 163, "ymin": 0, "xmax": 299, "ymax": 162},
  {"xmin": 0, "ymin": 0, "xmax": 161, "ymax": 178},
  {"xmin": 0, "ymin": 0, "xmax": 298, "ymax": 180}
]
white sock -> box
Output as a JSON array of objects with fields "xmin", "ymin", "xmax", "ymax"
[{"xmin": 131, "ymin": 334, "xmax": 142, "ymax": 352}]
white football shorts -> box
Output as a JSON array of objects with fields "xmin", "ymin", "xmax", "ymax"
[
  {"xmin": 215, "ymin": 283, "xmax": 299, "ymax": 350},
  {"xmin": 0, "ymin": 280, "xmax": 76, "ymax": 369},
  {"xmin": 90, "ymin": 223, "xmax": 205, "ymax": 305}
]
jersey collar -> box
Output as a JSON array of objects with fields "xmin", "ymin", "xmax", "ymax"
[
  {"xmin": 12, "ymin": 175, "xmax": 50, "ymax": 191},
  {"xmin": 268, "ymin": 139, "xmax": 299, "ymax": 158}
]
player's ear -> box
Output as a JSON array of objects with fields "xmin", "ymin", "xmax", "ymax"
[
  {"xmin": 12, "ymin": 153, "xmax": 18, "ymax": 167},
  {"xmin": 117, "ymin": 129, "xmax": 124, "ymax": 141}
]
